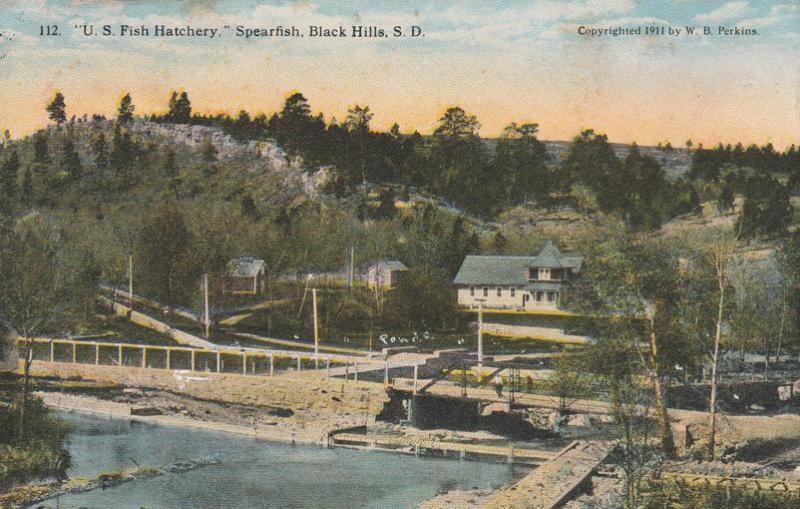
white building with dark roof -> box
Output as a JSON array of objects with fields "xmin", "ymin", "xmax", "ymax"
[{"xmin": 453, "ymin": 241, "xmax": 582, "ymax": 310}]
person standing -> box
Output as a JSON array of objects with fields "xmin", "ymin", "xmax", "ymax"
[{"xmin": 494, "ymin": 373, "xmax": 503, "ymax": 398}]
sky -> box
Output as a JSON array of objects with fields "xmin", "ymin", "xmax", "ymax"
[{"xmin": 0, "ymin": 0, "xmax": 798, "ymax": 147}]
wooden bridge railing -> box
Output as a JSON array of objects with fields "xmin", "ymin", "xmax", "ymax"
[{"xmin": 17, "ymin": 337, "xmax": 356, "ymax": 377}]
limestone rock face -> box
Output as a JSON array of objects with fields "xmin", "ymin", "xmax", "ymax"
[{"xmin": 128, "ymin": 120, "xmax": 327, "ymax": 196}]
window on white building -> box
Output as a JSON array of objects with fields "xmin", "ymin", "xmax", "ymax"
[
  {"xmin": 510, "ymin": 288, "xmax": 516, "ymax": 297},
  {"xmin": 535, "ymin": 291, "xmax": 543, "ymax": 302},
  {"xmin": 547, "ymin": 292, "xmax": 556, "ymax": 302},
  {"xmin": 469, "ymin": 287, "xmax": 475, "ymax": 296},
  {"xmin": 497, "ymin": 287, "xmax": 502, "ymax": 297},
  {"xmin": 483, "ymin": 287, "xmax": 488, "ymax": 297}
]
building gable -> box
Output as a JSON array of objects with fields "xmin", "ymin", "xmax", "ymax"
[{"xmin": 453, "ymin": 241, "xmax": 582, "ymax": 286}]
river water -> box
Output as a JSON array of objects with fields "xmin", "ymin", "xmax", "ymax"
[{"xmin": 41, "ymin": 412, "xmax": 520, "ymax": 508}]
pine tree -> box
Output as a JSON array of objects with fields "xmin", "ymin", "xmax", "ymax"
[
  {"xmin": 21, "ymin": 167, "xmax": 32, "ymax": 206},
  {"xmin": 93, "ymin": 133, "xmax": 108, "ymax": 172},
  {"xmin": 717, "ymin": 182, "xmax": 735, "ymax": 213},
  {"xmin": 494, "ymin": 122, "xmax": 548, "ymax": 205},
  {"xmin": 167, "ymin": 92, "xmax": 178, "ymax": 122},
  {"xmin": 62, "ymin": 139, "xmax": 82, "ymax": 180},
  {"xmin": 110, "ymin": 124, "xmax": 127, "ymax": 172},
  {"xmin": 373, "ymin": 186, "xmax": 396, "ymax": 219},
  {"xmin": 117, "ymin": 93, "xmax": 135, "ymax": 123},
  {"xmin": 33, "ymin": 134, "xmax": 50, "ymax": 165},
  {"xmin": 202, "ymin": 141, "xmax": 217, "ymax": 162},
  {"xmin": 167, "ymin": 91, "xmax": 192, "ymax": 123},
  {"xmin": 0, "ymin": 150, "xmax": 20, "ymax": 211},
  {"xmin": 201, "ymin": 140, "xmax": 218, "ymax": 177},
  {"xmin": 164, "ymin": 149, "xmax": 181, "ymax": 197},
  {"xmin": 46, "ymin": 92, "xmax": 67, "ymax": 125},
  {"xmin": 492, "ymin": 231, "xmax": 508, "ymax": 253},
  {"xmin": 109, "ymin": 125, "xmax": 137, "ymax": 189}
]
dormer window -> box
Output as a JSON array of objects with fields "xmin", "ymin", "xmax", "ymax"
[{"xmin": 528, "ymin": 268, "xmax": 538, "ymax": 281}]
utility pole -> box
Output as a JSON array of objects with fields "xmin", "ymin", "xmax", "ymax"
[
  {"xmin": 128, "ymin": 254, "xmax": 134, "ymax": 309},
  {"xmin": 477, "ymin": 299, "xmax": 485, "ymax": 370},
  {"xmin": 312, "ymin": 287, "xmax": 319, "ymax": 360},
  {"xmin": 349, "ymin": 246, "xmax": 355, "ymax": 289},
  {"xmin": 204, "ymin": 273, "xmax": 210, "ymax": 338}
]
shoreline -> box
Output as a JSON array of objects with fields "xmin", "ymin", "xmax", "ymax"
[
  {"xmin": 4, "ymin": 455, "xmax": 221, "ymax": 509},
  {"xmin": 36, "ymin": 391, "xmax": 328, "ymax": 447},
  {"xmin": 33, "ymin": 391, "xmax": 528, "ymax": 509}
]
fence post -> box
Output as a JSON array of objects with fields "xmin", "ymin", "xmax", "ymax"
[
  {"xmin": 384, "ymin": 361, "xmax": 389, "ymax": 386},
  {"xmin": 142, "ymin": 347, "xmax": 147, "ymax": 368},
  {"xmin": 242, "ymin": 353, "xmax": 247, "ymax": 375},
  {"xmin": 166, "ymin": 348, "xmax": 171, "ymax": 370},
  {"xmin": 326, "ymin": 358, "xmax": 330, "ymax": 378},
  {"xmin": 191, "ymin": 350, "xmax": 196, "ymax": 371},
  {"xmin": 296, "ymin": 356, "xmax": 301, "ymax": 374},
  {"xmin": 50, "ymin": 341, "xmax": 54, "ymax": 362},
  {"xmin": 216, "ymin": 351, "xmax": 221, "ymax": 373},
  {"xmin": 118, "ymin": 344, "xmax": 123, "ymax": 366},
  {"xmin": 354, "ymin": 362, "xmax": 358, "ymax": 382},
  {"xmin": 413, "ymin": 364, "xmax": 418, "ymax": 394},
  {"xmin": 72, "ymin": 342, "xmax": 77, "ymax": 363},
  {"xmin": 95, "ymin": 343, "xmax": 100, "ymax": 365},
  {"xmin": 269, "ymin": 352, "xmax": 274, "ymax": 376}
]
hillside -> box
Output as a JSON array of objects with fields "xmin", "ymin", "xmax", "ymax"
[
  {"xmin": 1, "ymin": 118, "xmax": 787, "ymax": 282},
  {"xmin": 495, "ymin": 139, "xmax": 692, "ymax": 178},
  {"xmin": 0, "ymin": 115, "xmax": 796, "ymax": 362}
]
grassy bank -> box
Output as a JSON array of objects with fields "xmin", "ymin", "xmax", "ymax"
[
  {"xmin": 0, "ymin": 382, "xmax": 73, "ymax": 492},
  {"xmin": 0, "ymin": 459, "xmax": 218, "ymax": 509}
]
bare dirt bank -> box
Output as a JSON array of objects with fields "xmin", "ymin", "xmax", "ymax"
[{"xmin": 27, "ymin": 360, "xmax": 389, "ymax": 443}]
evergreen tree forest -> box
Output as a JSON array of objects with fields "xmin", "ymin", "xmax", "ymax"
[{"xmin": 0, "ymin": 88, "xmax": 798, "ymax": 328}]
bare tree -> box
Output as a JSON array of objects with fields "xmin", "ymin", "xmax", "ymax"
[
  {"xmin": 700, "ymin": 230, "xmax": 738, "ymax": 460},
  {"xmin": 613, "ymin": 376, "xmax": 659, "ymax": 509},
  {"xmin": 575, "ymin": 337, "xmax": 658, "ymax": 509}
]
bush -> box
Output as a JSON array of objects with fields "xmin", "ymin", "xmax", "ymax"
[
  {"xmin": 0, "ymin": 396, "xmax": 72, "ymax": 484},
  {"xmin": 644, "ymin": 481, "xmax": 800, "ymax": 509}
]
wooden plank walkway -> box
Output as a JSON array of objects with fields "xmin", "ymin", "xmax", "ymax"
[
  {"xmin": 409, "ymin": 382, "xmax": 612, "ymax": 415},
  {"xmin": 480, "ymin": 323, "xmax": 593, "ymax": 345},
  {"xmin": 481, "ymin": 440, "xmax": 616, "ymax": 509},
  {"xmin": 330, "ymin": 432, "xmax": 556, "ymax": 463},
  {"xmin": 401, "ymin": 381, "xmax": 708, "ymax": 421},
  {"xmin": 233, "ymin": 332, "xmax": 371, "ymax": 356}
]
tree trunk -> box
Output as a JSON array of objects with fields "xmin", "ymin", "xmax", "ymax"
[
  {"xmin": 18, "ymin": 338, "xmax": 33, "ymax": 442},
  {"xmin": 647, "ymin": 315, "xmax": 676, "ymax": 458},
  {"xmin": 707, "ymin": 347, "xmax": 719, "ymax": 460},
  {"xmin": 651, "ymin": 372, "xmax": 675, "ymax": 457},
  {"xmin": 708, "ymin": 263, "xmax": 726, "ymax": 461},
  {"xmin": 775, "ymin": 287, "xmax": 787, "ymax": 369}
]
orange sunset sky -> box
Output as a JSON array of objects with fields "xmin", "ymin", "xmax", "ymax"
[{"xmin": 0, "ymin": 0, "xmax": 798, "ymax": 147}]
